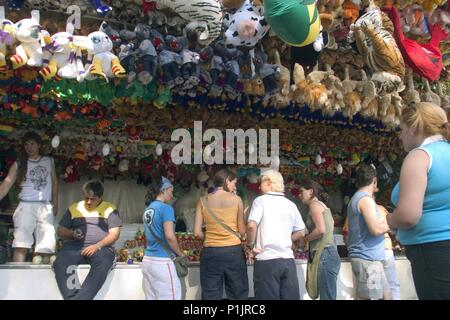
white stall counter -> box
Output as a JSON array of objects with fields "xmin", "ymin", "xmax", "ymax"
[{"xmin": 0, "ymin": 257, "xmax": 417, "ymax": 300}]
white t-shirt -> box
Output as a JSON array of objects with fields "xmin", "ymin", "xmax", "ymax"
[
  {"xmin": 17, "ymin": 156, "xmax": 53, "ymax": 202},
  {"xmin": 248, "ymin": 192, "xmax": 306, "ymax": 261}
]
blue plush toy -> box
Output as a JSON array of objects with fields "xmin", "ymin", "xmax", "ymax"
[{"xmin": 90, "ymin": 0, "xmax": 112, "ymax": 17}]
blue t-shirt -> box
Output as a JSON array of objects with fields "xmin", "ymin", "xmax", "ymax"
[
  {"xmin": 391, "ymin": 140, "xmax": 450, "ymax": 245},
  {"xmin": 143, "ymin": 200, "xmax": 176, "ymax": 258},
  {"xmin": 347, "ymin": 191, "xmax": 385, "ymax": 261}
]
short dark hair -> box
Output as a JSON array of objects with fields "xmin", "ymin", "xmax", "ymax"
[
  {"xmin": 21, "ymin": 131, "xmax": 43, "ymax": 145},
  {"xmin": 355, "ymin": 164, "xmax": 377, "ymax": 189},
  {"xmin": 83, "ymin": 181, "xmax": 104, "ymax": 198},
  {"xmin": 213, "ymin": 169, "xmax": 237, "ymax": 192}
]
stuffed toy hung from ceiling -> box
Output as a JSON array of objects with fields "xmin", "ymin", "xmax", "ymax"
[
  {"xmin": 263, "ymin": 0, "xmax": 321, "ymax": 47},
  {"xmin": 382, "ymin": 5, "xmax": 448, "ymax": 82},
  {"xmin": 152, "ymin": 0, "xmax": 223, "ymax": 46},
  {"xmin": 223, "ymin": 0, "xmax": 270, "ymax": 47},
  {"xmin": 347, "ymin": 8, "xmax": 405, "ymax": 93},
  {"xmin": 39, "ymin": 22, "xmax": 92, "ymax": 82}
]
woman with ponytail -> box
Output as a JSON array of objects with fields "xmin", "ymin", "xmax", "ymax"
[
  {"xmin": 141, "ymin": 176, "xmax": 184, "ymax": 300},
  {"xmin": 388, "ymin": 102, "xmax": 450, "ymax": 299},
  {"xmin": 298, "ymin": 179, "xmax": 340, "ymax": 300}
]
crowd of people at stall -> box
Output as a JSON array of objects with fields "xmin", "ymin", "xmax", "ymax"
[{"xmin": 0, "ymin": 102, "xmax": 449, "ymax": 300}]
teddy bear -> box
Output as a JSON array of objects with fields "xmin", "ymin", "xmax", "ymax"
[
  {"xmin": 157, "ymin": 34, "xmax": 184, "ymax": 89},
  {"xmin": 118, "ymin": 40, "xmax": 138, "ymax": 83},
  {"xmin": 178, "ymin": 37, "xmax": 201, "ymax": 88},
  {"xmin": 39, "ymin": 22, "xmax": 92, "ymax": 81},
  {"xmin": 10, "ymin": 10, "xmax": 51, "ymax": 69},
  {"xmin": 223, "ymin": 0, "xmax": 270, "ymax": 48},
  {"xmin": 253, "ymin": 48, "xmax": 280, "ymax": 97},
  {"xmin": 134, "ymin": 23, "xmax": 158, "ymax": 85},
  {"xmin": 84, "ymin": 29, "xmax": 127, "ymax": 82}
]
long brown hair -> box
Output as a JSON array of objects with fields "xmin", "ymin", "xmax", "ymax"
[
  {"xmin": 16, "ymin": 131, "xmax": 43, "ymax": 187},
  {"xmin": 299, "ymin": 179, "xmax": 329, "ymax": 204}
]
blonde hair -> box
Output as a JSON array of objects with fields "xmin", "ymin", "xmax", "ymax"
[
  {"xmin": 402, "ymin": 102, "xmax": 449, "ymax": 141},
  {"xmin": 260, "ymin": 169, "xmax": 285, "ymax": 193}
]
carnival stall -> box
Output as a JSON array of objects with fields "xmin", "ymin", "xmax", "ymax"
[{"xmin": 0, "ymin": 0, "xmax": 448, "ymax": 298}]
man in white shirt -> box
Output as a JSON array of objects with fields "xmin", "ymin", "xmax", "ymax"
[{"xmin": 247, "ymin": 170, "xmax": 306, "ymax": 300}]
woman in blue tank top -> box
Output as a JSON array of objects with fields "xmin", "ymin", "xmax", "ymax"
[{"xmin": 388, "ymin": 102, "xmax": 450, "ymax": 300}]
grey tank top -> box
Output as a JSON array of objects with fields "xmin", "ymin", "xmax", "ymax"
[{"xmin": 305, "ymin": 201, "xmax": 335, "ymax": 252}]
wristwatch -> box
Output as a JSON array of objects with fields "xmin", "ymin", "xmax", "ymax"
[{"xmin": 95, "ymin": 244, "xmax": 102, "ymax": 251}]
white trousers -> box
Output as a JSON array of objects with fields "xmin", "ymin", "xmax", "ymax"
[
  {"xmin": 12, "ymin": 202, "xmax": 55, "ymax": 254},
  {"xmin": 383, "ymin": 249, "xmax": 401, "ymax": 300},
  {"xmin": 141, "ymin": 256, "xmax": 182, "ymax": 300}
]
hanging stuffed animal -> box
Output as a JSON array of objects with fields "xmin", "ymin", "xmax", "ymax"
[
  {"xmin": 85, "ymin": 29, "xmax": 127, "ymax": 82},
  {"xmin": 158, "ymin": 34, "xmax": 184, "ymax": 89},
  {"xmin": 89, "ymin": 0, "xmax": 112, "ymax": 17},
  {"xmin": 39, "ymin": 22, "xmax": 92, "ymax": 81},
  {"xmin": 153, "ymin": 0, "xmax": 223, "ymax": 46},
  {"xmin": 0, "ymin": 9, "xmax": 14, "ymax": 73},
  {"xmin": 264, "ymin": 0, "xmax": 321, "ymax": 47},
  {"xmin": 253, "ymin": 47, "xmax": 280, "ymax": 97},
  {"xmin": 347, "ymin": 8, "xmax": 405, "ymax": 93},
  {"xmin": 382, "ymin": 5, "xmax": 448, "ymax": 82},
  {"xmin": 223, "ymin": 0, "xmax": 270, "ymax": 48},
  {"xmin": 135, "ymin": 23, "xmax": 158, "ymax": 85},
  {"xmin": 178, "ymin": 37, "xmax": 201, "ymax": 89},
  {"xmin": 10, "ymin": 10, "xmax": 50, "ymax": 69}
]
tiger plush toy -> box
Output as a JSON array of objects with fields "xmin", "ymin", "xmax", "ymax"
[
  {"xmin": 153, "ymin": 0, "xmax": 223, "ymax": 46},
  {"xmin": 348, "ymin": 9, "xmax": 405, "ymax": 94}
]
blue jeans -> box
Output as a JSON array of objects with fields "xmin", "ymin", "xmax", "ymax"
[
  {"xmin": 317, "ymin": 246, "xmax": 341, "ymax": 300},
  {"xmin": 200, "ymin": 245, "xmax": 249, "ymax": 300}
]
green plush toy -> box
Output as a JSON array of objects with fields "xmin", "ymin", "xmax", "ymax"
[{"xmin": 264, "ymin": 0, "xmax": 321, "ymax": 47}]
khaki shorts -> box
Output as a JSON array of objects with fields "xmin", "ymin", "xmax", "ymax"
[
  {"xmin": 351, "ymin": 258, "xmax": 391, "ymax": 300},
  {"xmin": 12, "ymin": 202, "xmax": 56, "ymax": 254}
]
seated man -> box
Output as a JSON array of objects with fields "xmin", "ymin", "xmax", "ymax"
[{"xmin": 53, "ymin": 181, "xmax": 122, "ymax": 300}]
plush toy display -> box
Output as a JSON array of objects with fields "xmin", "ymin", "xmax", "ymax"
[
  {"xmin": 10, "ymin": 11, "xmax": 50, "ymax": 69},
  {"xmin": 39, "ymin": 23, "xmax": 91, "ymax": 81},
  {"xmin": 153, "ymin": 0, "xmax": 223, "ymax": 46},
  {"xmin": 348, "ymin": 8, "xmax": 405, "ymax": 93},
  {"xmin": 264, "ymin": 0, "xmax": 321, "ymax": 47},
  {"xmin": 85, "ymin": 30, "xmax": 127, "ymax": 81},
  {"xmin": 89, "ymin": 0, "xmax": 112, "ymax": 17},
  {"xmin": 223, "ymin": 0, "xmax": 270, "ymax": 48},
  {"xmin": 383, "ymin": 5, "xmax": 448, "ymax": 81},
  {"xmin": 0, "ymin": 15, "xmax": 14, "ymax": 73},
  {"xmin": 254, "ymin": 48, "xmax": 280, "ymax": 97}
]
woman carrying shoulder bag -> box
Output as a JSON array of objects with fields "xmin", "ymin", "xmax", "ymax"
[
  {"xmin": 194, "ymin": 169, "xmax": 248, "ymax": 300},
  {"xmin": 299, "ymin": 180, "xmax": 341, "ymax": 300},
  {"xmin": 142, "ymin": 176, "xmax": 185, "ymax": 300}
]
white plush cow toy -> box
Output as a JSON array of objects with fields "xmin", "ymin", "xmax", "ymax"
[
  {"xmin": 10, "ymin": 10, "xmax": 50, "ymax": 69},
  {"xmin": 85, "ymin": 30, "xmax": 127, "ymax": 82}
]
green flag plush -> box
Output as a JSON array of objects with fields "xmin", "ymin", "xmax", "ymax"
[{"xmin": 264, "ymin": 0, "xmax": 321, "ymax": 47}]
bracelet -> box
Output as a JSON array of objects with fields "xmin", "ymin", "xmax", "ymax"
[{"xmin": 246, "ymin": 243, "xmax": 255, "ymax": 250}]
